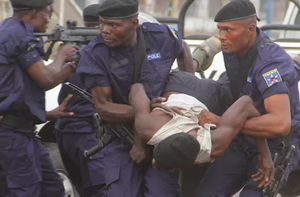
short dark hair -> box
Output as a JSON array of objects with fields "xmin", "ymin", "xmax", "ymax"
[{"xmin": 153, "ymin": 133, "xmax": 200, "ymax": 169}]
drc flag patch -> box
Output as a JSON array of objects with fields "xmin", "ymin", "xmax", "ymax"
[
  {"xmin": 147, "ymin": 53, "xmax": 161, "ymax": 61},
  {"xmin": 262, "ymin": 68, "xmax": 282, "ymax": 87}
]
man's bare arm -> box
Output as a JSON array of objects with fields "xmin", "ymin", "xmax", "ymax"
[
  {"xmin": 177, "ymin": 40, "xmax": 197, "ymax": 73},
  {"xmin": 242, "ymin": 94, "xmax": 291, "ymax": 138},
  {"xmin": 26, "ymin": 44, "xmax": 78, "ymax": 90},
  {"xmin": 91, "ymin": 86, "xmax": 134, "ymax": 122},
  {"xmin": 208, "ymin": 96, "xmax": 273, "ymax": 185},
  {"xmin": 253, "ymin": 138, "xmax": 274, "ymax": 187},
  {"xmin": 129, "ymin": 83, "xmax": 154, "ymax": 141},
  {"xmin": 27, "ymin": 59, "xmax": 72, "ymax": 90}
]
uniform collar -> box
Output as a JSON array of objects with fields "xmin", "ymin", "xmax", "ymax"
[
  {"xmin": 109, "ymin": 43, "xmax": 137, "ymax": 57},
  {"xmin": 250, "ymin": 27, "xmax": 266, "ymax": 49},
  {"xmin": 8, "ymin": 17, "xmax": 35, "ymax": 33},
  {"xmin": 1, "ymin": 18, "xmax": 34, "ymax": 34}
]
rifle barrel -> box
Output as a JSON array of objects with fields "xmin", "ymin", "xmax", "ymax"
[
  {"xmin": 68, "ymin": 29, "xmax": 100, "ymax": 36},
  {"xmin": 33, "ymin": 32, "xmax": 54, "ymax": 37}
]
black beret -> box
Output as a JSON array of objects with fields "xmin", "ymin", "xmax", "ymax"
[
  {"xmin": 215, "ymin": 0, "xmax": 260, "ymax": 22},
  {"xmin": 97, "ymin": 0, "xmax": 139, "ymax": 19},
  {"xmin": 10, "ymin": 0, "xmax": 53, "ymax": 10},
  {"xmin": 83, "ymin": 4, "xmax": 100, "ymax": 24},
  {"xmin": 153, "ymin": 133, "xmax": 200, "ymax": 169}
]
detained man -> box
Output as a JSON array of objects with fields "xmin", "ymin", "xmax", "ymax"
[{"xmin": 128, "ymin": 77, "xmax": 274, "ymax": 188}]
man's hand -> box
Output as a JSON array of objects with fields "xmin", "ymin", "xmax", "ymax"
[
  {"xmin": 130, "ymin": 144, "xmax": 150, "ymax": 164},
  {"xmin": 252, "ymin": 155, "xmax": 274, "ymax": 188},
  {"xmin": 46, "ymin": 94, "xmax": 74, "ymax": 121},
  {"xmin": 150, "ymin": 97, "xmax": 184, "ymax": 115},
  {"xmin": 198, "ymin": 109, "xmax": 220, "ymax": 125},
  {"xmin": 58, "ymin": 44, "xmax": 79, "ymax": 62}
]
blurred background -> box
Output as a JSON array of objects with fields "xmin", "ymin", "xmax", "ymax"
[{"xmin": 0, "ymin": 0, "xmax": 290, "ymax": 35}]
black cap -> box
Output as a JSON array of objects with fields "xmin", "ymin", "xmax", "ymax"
[
  {"xmin": 10, "ymin": 0, "xmax": 53, "ymax": 10},
  {"xmin": 83, "ymin": 4, "xmax": 100, "ymax": 24},
  {"xmin": 97, "ymin": 0, "xmax": 139, "ymax": 19},
  {"xmin": 214, "ymin": 0, "xmax": 260, "ymax": 22},
  {"xmin": 153, "ymin": 133, "xmax": 200, "ymax": 169}
]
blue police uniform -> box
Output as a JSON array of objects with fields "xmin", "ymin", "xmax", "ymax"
[
  {"xmin": 0, "ymin": 18, "xmax": 64, "ymax": 197},
  {"xmin": 196, "ymin": 28, "xmax": 300, "ymax": 197},
  {"xmin": 55, "ymin": 71, "xmax": 104, "ymax": 197},
  {"xmin": 76, "ymin": 22, "xmax": 182, "ymax": 197}
]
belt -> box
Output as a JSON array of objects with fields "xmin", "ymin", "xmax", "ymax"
[{"xmin": 0, "ymin": 115, "xmax": 35, "ymax": 130}]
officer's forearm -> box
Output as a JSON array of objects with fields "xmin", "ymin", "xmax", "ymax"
[
  {"xmin": 46, "ymin": 64, "xmax": 73, "ymax": 89},
  {"xmin": 95, "ymin": 102, "xmax": 134, "ymax": 122},
  {"xmin": 177, "ymin": 41, "xmax": 196, "ymax": 73},
  {"xmin": 134, "ymin": 130, "xmax": 147, "ymax": 149},
  {"xmin": 45, "ymin": 56, "xmax": 73, "ymax": 89},
  {"xmin": 242, "ymin": 114, "xmax": 290, "ymax": 138}
]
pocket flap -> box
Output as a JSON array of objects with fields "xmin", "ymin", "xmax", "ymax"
[
  {"xmin": 7, "ymin": 168, "xmax": 41, "ymax": 188},
  {"xmin": 105, "ymin": 166, "xmax": 120, "ymax": 186}
]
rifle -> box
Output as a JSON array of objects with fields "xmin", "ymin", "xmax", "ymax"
[
  {"xmin": 34, "ymin": 20, "xmax": 101, "ymax": 61},
  {"xmin": 263, "ymin": 145, "xmax": 295, "ymax": 197},
  {"xmin": 63, "ymin": 82, "xmax": 135, "ymax": 159}
]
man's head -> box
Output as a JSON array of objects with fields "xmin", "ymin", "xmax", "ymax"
[
  {"xmin": 215, "ymin": 0, "xmax": 259, "ymax": 56},
  {"xmin": 10, "ymin": 0, "xmax": 54, "ymax": 32},
  {"xmin": 97, "ymin": 0, "xmax": 139, "ymax": 48},
  {"xmin": 83, "ymin": 4, "xmax": 101, "ymax": 27},
  {"xmin": 153, "ymin": 133, "xmax": 200, "ymax": 170}
]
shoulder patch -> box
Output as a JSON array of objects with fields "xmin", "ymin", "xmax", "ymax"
[
  {"xmin": 168, "ymin": 25, "xmax": 179, "ymax": 39},
  {"xmin": 262, "ymin": 68, "xmax": 282, "ymax": 87},
  {"xmin": 27, "ymin": 43, "xmax": 37, "ymax": 51}
]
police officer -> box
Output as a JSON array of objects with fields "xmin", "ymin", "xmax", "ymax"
[
  {"xmin": 194, "ymin": 0, "xmax": 300, "ymax": 196},
  {"xmin": 0, "ymin": 0, "xmax": 78, "ymax": 196},
  {"xmin": 75, "ymin": 0, "xmax": 200, "ymax": 196},
  {"xmin": 83, "ymin": 4, "xmax": 101, "ymax": 27},
  {"xmin": 55, "ymin": 4, "xmax": 104, "ymax": 197}
]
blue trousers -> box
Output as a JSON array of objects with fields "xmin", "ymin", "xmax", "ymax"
[
  {"xmin": 56, "ymin": 127, "xmax": 181, "ymax": 197},
  {"xmin": 0, "ymin": 127, "xmax": 64, "ymax": 197},
  {"xmin": 196, "ymin": 136, "xmax": 300, "ymax": 197},
  {"xmin": 56, "ymin": 129, "xmax": 105, "ymax": 197}
]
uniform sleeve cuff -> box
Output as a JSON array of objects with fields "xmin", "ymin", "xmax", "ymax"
[
  {"xmin": 262, "ymin": 82, "xmax": 289, "ymax": 99},
  {"xmin": 84, "ymin": 74, "xmax": 110, "ymax": 89},
  {"xmin": 18, "ymin": 49, "xmax": 42, "ymax": 70}
]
